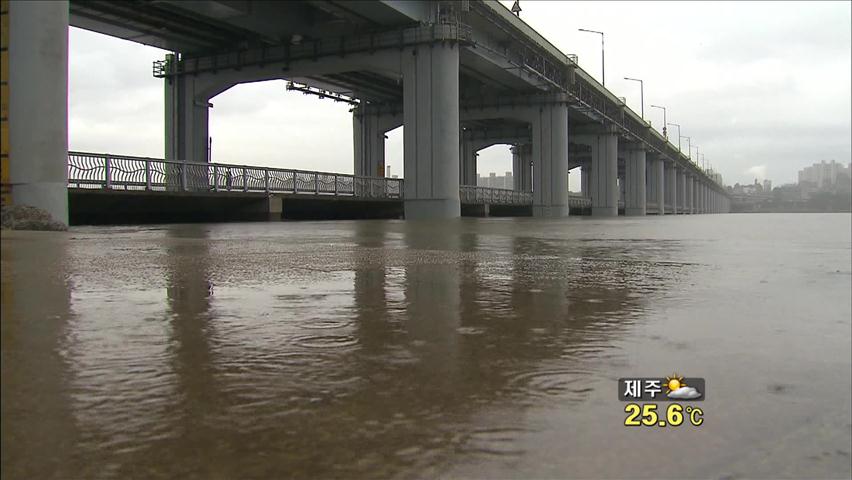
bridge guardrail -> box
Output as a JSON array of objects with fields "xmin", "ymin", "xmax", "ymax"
[
  {"xmin": 67, "ymin": 152, "xmax": 403, "ymax": 199},
  {"xmin": 68, "ymin": 152, "xmax": 588, "ymax": 208},
  {"xmin": 460, "ymin": 185, "xmax": 532, "ymax": 206}
]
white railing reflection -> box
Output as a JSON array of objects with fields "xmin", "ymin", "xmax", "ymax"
[{"xmin": 67, "ymin": 151, "xmax": 403, "ymax": 199}]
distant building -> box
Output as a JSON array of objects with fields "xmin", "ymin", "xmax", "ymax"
[
  {"xmin": 386, "ymin": 166, "xmax": 392, "ymax": 178},
  {"xmin": 763, "ymin": 179, "xmax": 772, "ymax": 192},
  {"xmin": 798, "ymin": 160, "xmax": 851, "ymax": 190},
  {"xmin": 477, "ymin": 171, "xmax": 513, "ymax": 189}
]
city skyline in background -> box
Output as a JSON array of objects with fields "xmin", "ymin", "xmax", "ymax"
[{"xmin": 68, "ymin": 1, "xmax": 851, "ymax": 187}]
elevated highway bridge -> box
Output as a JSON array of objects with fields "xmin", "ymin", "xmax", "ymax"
[{"xmin": 2, "ymin": 0, "xmax": 731, "ymax": 226}]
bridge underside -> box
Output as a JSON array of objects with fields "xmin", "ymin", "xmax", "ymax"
[{"xmin": 4, "ymin": 0, "xmax": 731, "ymax": 226}]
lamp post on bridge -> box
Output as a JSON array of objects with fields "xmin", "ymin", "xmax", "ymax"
[
  {"xmin": 667, "ymin": 123, "xmax": 681, "ymax": 151},
  {"xmin": 623, "ymin": 77, "xmax": 644, "ymax": 119},
  {"xmin": 681, "ymin": 135, "xmax": 691, "ymax": 159},
  {"xmin": 650, "ymin": 104, "xmax": 667, "ymax": 139},
  {"xmin": 578, "ymin": 28, "xmax": 605, "ymax": 87}
]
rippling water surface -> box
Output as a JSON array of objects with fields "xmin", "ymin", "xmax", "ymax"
[{"xmin": 2, "ymin": 214, "xmax": 850, "ymax": 479}]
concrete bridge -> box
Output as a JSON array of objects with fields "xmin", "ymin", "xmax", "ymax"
[{"xmin": 2, "ymin": 0, "xmax": 731, "ymax": 226}]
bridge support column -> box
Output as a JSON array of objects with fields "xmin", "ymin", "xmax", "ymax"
[
  {"xmin": 531, "ymin": 103, "xmax": 569, "ymax": 217},
  {"xmin": 705, "ymin": 184, "xmax": 710, "ymax": 213},
  {"xmin": 666, "ymin": 163, "xmax": 678, "ymax": 214},
  {"xmin": 511, "ymin": 144, "xmax": 532, "ymax": 191},
  {"xmin": 580, "ymin": 163, "xmax": 590, "ymax": 198},
  {"xmin": 6, "ymin": 0, "xmax": 69, "ymax": 225},
  {"xmin": 460, "ymin": 139, "xmax": 478, "ymax": 186},
  {"xmin": 165, "ymin": 59, "xmax": 210, "ymax": 165},
  {"xmin": 353, "ymin": 106, "xmax": 401, "ymax": 178},
  {"xmin": 625, "ymin": 147, "xmax": 646, "ymax": 216},
  {"xmin": 580, "ymin": 130, "xmax": 618, "ymax": 216},
  {"xmin": 655, "ymin": 157, "xmax": 666, "ymax": 214},
  {"xmin": 402, "ymin": 44, "xmax": 460, "ymax": 219},
  {"xmin": 687, "ymin": 176, "xmax": 694, "ymax": 214},
  {"xmin": 677, "ymin": 168, "xmax": 686, "ymax": 214}
]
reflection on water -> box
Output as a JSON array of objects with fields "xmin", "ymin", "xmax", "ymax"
[{"xmin": 2, "ymin": 214, "xmax": 850, "ymax": 479}]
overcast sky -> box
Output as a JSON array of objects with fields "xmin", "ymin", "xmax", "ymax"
[{"xmin": 69, "ymin": 1, "xmax": 851, "ymax": 187}]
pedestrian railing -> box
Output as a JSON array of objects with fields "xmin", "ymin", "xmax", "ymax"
[
  {"xmin": 67, "ymin": 152, "xmax": 402, "ymax": 199},
  {"xmin": 67, "ymin": 152, "xmax": 587, "ymax": 208},
  {"xmin": 460, "ymin": 185, "xmax": 532, "ymax": 205},
  {"xmin": 569, "ymin": 194, "xmax": 591, "ymax": 208}
]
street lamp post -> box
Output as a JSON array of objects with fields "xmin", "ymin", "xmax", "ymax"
[
  {"xmin": 624, "ymin": 77, "xmax": 644, "ymax": 119},
  {"xmin": 667, "ymin": 123, "xmax": 681, "ymax": 151},
  {"xmin": 650, "ymin": 104, "xmax": 667, "ymax": 139},
  {"xmin": 681, "ymin": 136, "xmax": 691, "ymax": 161},
  {"xmin": 578, "ymin": 28, "xmax": 605, "ymax": 87}
]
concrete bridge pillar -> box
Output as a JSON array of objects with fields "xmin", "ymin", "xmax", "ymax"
[
  {"xmin": 580, "ymin": 163, "xmax": 590, "ymax": 198},
  {"xmin": 624, "ymin": 146, "xmax": 646, "ymax": 216},
  {"xmin": 705, "ymin": 185, "xmax": 711, "ymax": 213},
  {"xmin": 655, "ymin": 156, "xmax": 666, "ymax": 215},
  {"xmin": 677, "ymin": 168, "xmax": 686, "ymax": 214},
  {"xmin": 6, "ymin": 0, "xmax": 69, "ymax": 225},
  {"xmin": 460, "ymin": 138, "xmax": 478, "ymax": 186},
  {"xmin": 511, "ymin": 144, "xmax": 532, "ymax": 191},
  {"xmin": 579, "ymin": 129, "xmax": 618, "ymax": 216},
  {"xmin": 530, "ymin": 104, "xmax": 569, "ymax": 217},
  {"xmin": 165, "ymin": 60, "xmax": 211, "ymax": 164},
  {"xmin": 353, "ymin": 106, "xmax": 401, "ymax": 178},
  {"xmin": 402, "ymin": 43, "xmax": 460, "ymax": 219},
  {"xmin": 666, "ymin": 162, "xmax": 678, "ymax": 214},
  {"xmin": 645, "ymin": 158, "xmax": 655, "ymax": 207},
  {"xmin": 687, "ymin": 175, "xmax": 694, "ymax": 214}
]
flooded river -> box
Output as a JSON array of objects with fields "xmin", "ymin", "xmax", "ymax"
[{"xmin": 2, "ymin": 213, "xmax": 850, "ymax": 479}]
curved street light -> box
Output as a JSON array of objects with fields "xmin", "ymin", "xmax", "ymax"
[
  {"xmin": 624, "ymin": 77, "xmax": 644, "ymax": 119},
  {"xmin": 578, "ymin": 28, "xmax": 605, "ymax": 86},
  {"xmin": 667, "ymin": 122, "xmax": 681, "ymax": 151}
]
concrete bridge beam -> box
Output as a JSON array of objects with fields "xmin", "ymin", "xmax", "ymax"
[
  {"xmin": 6, "ymin": 0, "xmax": 69, "ymax": 225},
  {"xmin": 402, "ymin": 44, "xmax": 460, "ymax": 219},
  {"xmin": 624, "ymin": 146, "xmax": 646, "ymax": 216}
]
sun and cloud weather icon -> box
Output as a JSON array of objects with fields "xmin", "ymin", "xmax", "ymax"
[{"xmin": 664, "ymin": 374, "xmax": 702, "ymax": 400}]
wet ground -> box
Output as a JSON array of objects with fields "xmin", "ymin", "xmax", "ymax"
[{"xmin": 2, "ymin": 213, "xmax": 850, "ymax": 479}]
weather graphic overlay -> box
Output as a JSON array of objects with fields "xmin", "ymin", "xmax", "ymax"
[{"xmin": 619, "ymin": 374, "xmax": 705, "ymax": 427}]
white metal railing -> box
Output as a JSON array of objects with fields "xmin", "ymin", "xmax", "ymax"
[
  {"xmin": 67, "ymin": 151, "xmax": 402, "ymax": 199},
  {"xmin": 569, "ymin": 195, "xmax": 592, "ymax": 208},
  {"xmin": 460, "ymin": 185, "xmax": 532, "ymax": 205},
  {"xmin": 67, "ymin": 152, "xmax": 581, "ymax": 208}
]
